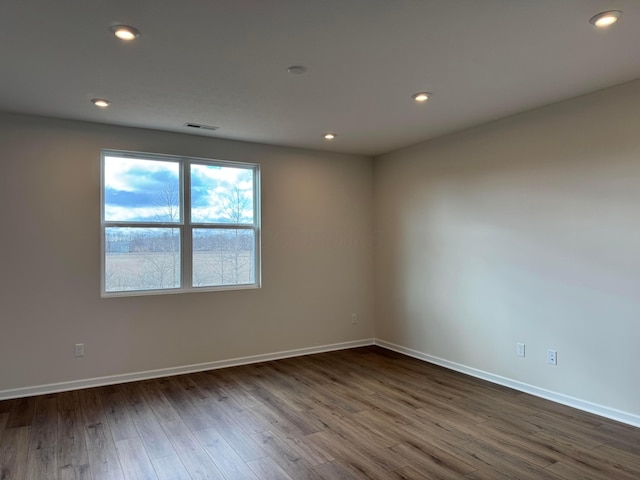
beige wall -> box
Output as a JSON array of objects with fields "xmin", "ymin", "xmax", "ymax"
[
  {"xmin": 0, "ymin": 113, "xmax": 374, "ymax": 392},
  {"xmin": 3, "ymin": 79, "xmax": 640, "ymax": 420},
  {"xmin": 374, "ymin": 80, "xmax": 640, "ymax": 416}
]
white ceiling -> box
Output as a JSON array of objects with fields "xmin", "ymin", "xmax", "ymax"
[{"xmin": 1, "ymin": 0, "xmax": 639, "ymax": 156}]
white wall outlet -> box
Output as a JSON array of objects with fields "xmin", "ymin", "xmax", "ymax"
[
  {"xmin": 516, "ymin": 343, "xmax": 525, "ymax": 357},
  {"xmin": 547, "ymin": 349, "xmax": 557, "ymax": 365},
  {"xmin": 74, "ymin": 343, "xmax": 85, "ymax": 357},
  {"xmin": 351, "ymin": 313, "xmax": 358, "ymax": 324}
]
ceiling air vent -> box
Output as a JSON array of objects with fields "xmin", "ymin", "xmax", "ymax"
[{"xmin": 184, "ymin": 122, "xmax": 219, "ymax": 131}]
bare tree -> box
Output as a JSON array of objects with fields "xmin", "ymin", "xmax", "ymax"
[
  {"xmin": 140, "ymin": 182, "xmax": 180, "ymax": 287},
  {"xmin": 192, "ymin": 181, "xmax": 254, "ymax": 286},
  {"xmin": 219, "ymin": 184, "xmax": 252, "ymax": 283},
  {"xmin": 153, "ymin": 182, "xmax": 180, "ymax": 223},
  {"xmin": 220, "ymin": 184, "xmax": 250, "ymax": 224}
]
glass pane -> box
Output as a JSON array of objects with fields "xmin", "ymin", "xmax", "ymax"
[
  {"xmin": 104, "ymin": 156, "xmax": 180, "ymax": 223},
  {"xmin": 105, "ymin": 227, "xmax": 181, "ymax": 292},
  {"xmin": 192, "ymin": 229, "xmax": 255, "ymax": 287},
  {"xmin": 190, "ymin": 164, "xmax": 254, "ymax": 224}
]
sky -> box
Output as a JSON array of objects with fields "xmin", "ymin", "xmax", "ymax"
[{"xmin": 103, "ymin": 155, "xmax": 254, "ymax": 224}]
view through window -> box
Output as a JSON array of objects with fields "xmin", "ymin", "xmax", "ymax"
[{"xmin": 101, "ymin": 150, "xmax": 260, "ymax": 296}]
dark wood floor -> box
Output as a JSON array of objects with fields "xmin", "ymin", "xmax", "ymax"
[{"xmin": 1, "ymin": 347, "xmax": 639, "ymax": 480}]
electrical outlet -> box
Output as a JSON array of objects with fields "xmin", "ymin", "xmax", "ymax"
[
  {"xmin": 547, "ymin": 349, "xmax": 557, "ymax": 365},
  {"xmin": 351, "ymin": 313, "xmax": 358, "ymax": 324},
  {"xmin": 74, "ymin": 343, "xmax": 84, "ymax": 357},
  {"xmin": 516, "ymin": 343, "xmax": 525, "ymax": 357}
]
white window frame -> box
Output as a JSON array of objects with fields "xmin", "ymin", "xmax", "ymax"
[{"xmin": 100, "ymin": 149, "xmax": 261, "ymax": 297}]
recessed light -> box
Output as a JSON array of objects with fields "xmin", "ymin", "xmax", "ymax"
[
  {"xmin": 323, "ymin": 133, "xmax": 336, "ymax": 140},
  {"xmin": 412, "ymin": 92, "xmax": 431, "ymax": 103},
  {"xmin": 589, "ymin": 10, "xmax": 622, "ymax": 27},
  {"xmin": 287, "ymin": 65, "xmax": 308, "ymax": 75},
  {"xmin": 110, "ymin": 25, "xmax": 140, "ymax": 41},
  {"xmin": 92, "ymin": 99, "xmax": 111, "ymax": 108}
]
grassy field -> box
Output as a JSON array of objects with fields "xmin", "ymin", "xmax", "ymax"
[{"xmin": 105, "ymin": 250, "xmax": 254, "ymax": 292}]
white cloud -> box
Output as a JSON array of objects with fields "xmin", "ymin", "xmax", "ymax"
[
  {"xmin": 104, "ymin": 156, "xmax": 179, "ymax": 192},
  {"xmin": 105, "ymin": 205, "xmax": 172, "ymax": 222}
]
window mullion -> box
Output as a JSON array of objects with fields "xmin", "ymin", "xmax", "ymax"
[
  {"xmin": 183, "ymin": 160, "xmax": 193, "ymax": 289},
  {"xmin": 103, "ymin": 221, "xmax": 181, "ymax": 228},
  {"xmin": 253, "ymin": 165, "xmax": 261, "ymax": 285}
]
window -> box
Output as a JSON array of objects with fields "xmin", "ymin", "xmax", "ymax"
[{"xmin": 101, "ymin": 150, "xmax": 260, "ymax": 296}]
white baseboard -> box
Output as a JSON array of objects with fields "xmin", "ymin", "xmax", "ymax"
[
  {"xmin": 374, "ymin": 339, "xmax": 640, "ymax": 428},
  {"xmin": 0, "ymin": 338, "xmax": 375, "ymax": 401},
  {"xmin": 3, "ymin": 337, "xmax": 638, "ymax": 429}
]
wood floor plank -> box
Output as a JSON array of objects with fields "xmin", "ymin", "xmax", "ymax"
[
  {"xmin": 229, "ymin": 406, "xmax": 271, "ymax": 436},
  {"xmin": 26, "ymin": 394, "xmax": 58, "ymax": 480},
  {"xmin": 514, "ymin": 393, "xmax": 603, "ymax": 428},
  {"xmin": 115, "ymin": 437, "xmax": 157, "ymax": 480},
  {"xmin": 463, "ymin": 465, "xmax": 523, "ymax": 480},
  {"xmin": 592, "ymin": 421, "xmax": 640, "ymax": 456},
  {"xmin": 78, "ymin": 389, "xmax": 125, "ymax": 480},
  {"xmin": 29, "ymin": 395, "xmax": 58, "ymax": 447},
  {"xmin": 251, "ymin": 386, "xmax": 323, "ymax": 436},
  {"xmin": 594, "ymin": 444, "xmax": 640, "ymax": 475},
  {"xmin": 282, "ymin": 358, "xmax": 351, "ymax": 391},
  {"xmin": 0, "ymin": 426, "xmax": 30, "ymax": 480},
  {"xmin": 151, "ymin": 454, "xmax": 191, "ymax": 480},
  {"xmin": 118, "ymin": 383, "xmax": 175, "ymax": 460},
  {"xmin": 304, "ymin": 431, "xmax": 395, "ymax": 480},
  {"xmin": 199, "ymin": 401, "xmax": 267, "ymax": 461},
  {"xmin": 246, "ymin": 456, "xmax": 295, "ymax": 480},
  {"xmin": 390, "ymin": 464, "xmax": 451, "ymax": 480},
  {"xmin": 531, "ymin": 432, "xmax": 640, "ymax": 480},
  {"xmin": 98, "ymin": 387, "xmax": 138, "ymax": 442},
  {"xmin": 58, "ymin": 391, "xmax": 90, "ymax": 470},
  {"xmin": 389, "ymin": 440, "xmax": 477, "ymax": 478},
  {"xmin": 253, "ymin": 364, "xmax": 318, "ymax": 412},
  {"xmin": 249, "ymin": 403, "xmax": 314, "ymax": 438},
  {"xmin": 188, "ymin": 372, "xmax": 238, "ymax": 409},
  {"xmin": 58, "ymin": 463, "xmax": 92, "ymax": 480},
  {"xmin": 543, "ymin": 460, "xmax": 614, "ymax": 480},
  {"xmin": 462, "ymin": 420, "xmax": 559, "ymax": 468},
  {"xmin": 208, "ymin": 369, "xmax": 264, "ymax": 409},
  {"xmin": 0, "ymin": 347, "xmax": 638, "ymax": 479},
  {"xmin": 252, "ymin": 430, "xmax": 325, "ymax": 480},
  {"xmin": 527, "ymin": 410, "xmax": 604, "ymax": 448},
  {"xmin": 25, "ymin": 446, "xmax": 57, "ymax": 480},
  {"xmin": 451, "ymin": 438, "xmax": 565, "ymax": 480},
  {"xmin": 170, "ymin": 374, "xmax": 213, "ymax": 406},
  {"xmin": 314, "ymin": 422, "xmax": 407, "ymax": 473},
  {"xmin": 306, "ymin": 404, "xmax": 392, "ymax": 453},
  {"xmin": 157, "ymin": 378, "xmax": 215, "ymax": 432},
  {"xmin": 5, "ymin": 396, "xmax": 36, "ymax": 429},
  {"xmin": 305, "ymin": 390, "xmax": 365, "ymax": 419},
  {"xmin": 0, "ymin": 400, "xmax": 15, "ymax": 415},
  {"xmin": 161, "ymin": 420, "xmax": 225, "ymax": 480},
  {"xmin": 192, "ymin": 426, "xmax": 259, "ymax": 479},
  {"xmin": 135, "ymin": 382, "xmax": 181, "ymax": 424},
  {"xmin": 279, "ymin": 432, "xmax": 334, "ymax": 467},
  {"xmin": 352, "ymin": 408, "xmax": 462, "ymax": 454},
  {"xmin": 0, "ymin": 413, "xmax": 8, "ymax": 444},
  {"xmin": 313, "ymin": 460, "xmax": 361, "ymax": 480}
]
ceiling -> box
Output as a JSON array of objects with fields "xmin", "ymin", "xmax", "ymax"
[{"xmin": 1, "ymin": 0, "xmax": 639, "ymax": 156}]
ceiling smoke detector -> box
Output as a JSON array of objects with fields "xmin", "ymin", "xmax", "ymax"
[{"xmin": 287, "ymin": 65, "xmax": 308, "ymax": 75}]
